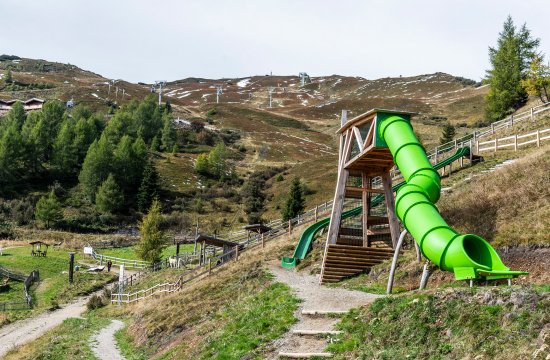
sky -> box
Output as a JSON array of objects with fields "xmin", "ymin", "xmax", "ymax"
[{"xmin": 1, "ymin": 0, "xmax": 549, "ymax": 83}]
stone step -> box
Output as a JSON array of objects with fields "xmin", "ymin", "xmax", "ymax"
[
  {"xmin": 278, "ymin": 352, "xmax": 333, "ymax": 358},
  {"xmin": 292, "ymin": 329, "xmax": 343, "ymax": 336}
]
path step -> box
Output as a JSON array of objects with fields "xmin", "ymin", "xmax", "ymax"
[
  {"xmin": 292, "ymin": 329, "xmax": 343, "ymax": 335},
  {"xmin": 279, "ymin": 352, "xmax": 333, "ymax": 358},
  {"xmin": 302, "ymin": 310, "xmax": 348, "ymax": 316}
]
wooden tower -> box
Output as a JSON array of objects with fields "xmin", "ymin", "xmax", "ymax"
[{"xmin": 320, "ymin": 109, "xmax": 413, "ymax": 284}]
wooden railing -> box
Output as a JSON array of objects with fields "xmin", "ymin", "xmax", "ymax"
[
  {"xmin": 111, "ymin": 201, "xmax": 335, "ymax": 304},
  {"xmin": 0, "ymin": 270, "xmax": 39, "ymax": 311},
  {"xmin": 477, "ymin": 128, "xmax": 550, "ymax": 153}
]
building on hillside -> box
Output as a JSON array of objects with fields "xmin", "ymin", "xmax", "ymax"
[{"xmin": 0, "ymin": 98, "xmax": 45, "ymax": 116}]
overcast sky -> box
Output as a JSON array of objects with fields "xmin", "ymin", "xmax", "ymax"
[{"xmin": 1, "ymin": 0, "xmax": 549, "ymax": 83}]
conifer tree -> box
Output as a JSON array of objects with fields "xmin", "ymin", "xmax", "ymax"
[
  {"xmin": 521, "ymin": 54, "xmax": 550, "ymax": 103},
  {"xmin": 137, "ymin": 160, "xmax": 159, "ymax": 212},
  {"xmin": 78, "ymin": 135, "xmax": 113, "ymax": 202},
  {"xmin": 150, "ymin": 136, "xmax": 160, "ymax": 151},
  {"xmin": 52, "ymin": 120, "xmax": 78, "ymax": 176},
  {"xmin": 95, "ymin": 174, "xmax": 124, "ymax": 214},
  {"xmin": 0, "ymin": 123, "xmax": 25, "ymax": 187},
  {"xmin": 35, "ymin": 191, "xmax": 63, "ymax": 228},
  {"xmin": 485, "ymin": 16, "xmax": 540, "ymax": 121},
  {"xmin": 5, "ymin": 101, "xmax": 26, "ymax": 130},
  {"xmin": 135, "ymin": 199, "xmax": 166, "ymax": 263},
  {"xmin": 73, "ymin": 117, "xmax": 96, "ymax": 164},
  {"xmin": 242, "ymin": 173, "xmax": 266, "ymax": 224},
  {"xmin": 439, "ymin": 124, "xmax": 456, "ymax": 145},
  {"xmin": 161, "ymin": 116, "xmax": 177, "ymax": 151},
  {"xmin": 194, "ymin": 153, "xmax": 210, "ymax": 175},
  {"xmin": 282, "ymin": 177, "xmax": 305, "ymax": 222},
  {"xmin": 4, "ymin": 69, "xmax": 12, "ymax": 84}
]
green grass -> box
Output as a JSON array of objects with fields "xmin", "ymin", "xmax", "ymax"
[
  {"xmin": 198, "ymin": 281, "xmax": 300, "ymax": 360},
  {"xmin": 97, "ymin": 244, "xmax": 195, "ymax": 260},
  {"xmin": 4, "ymin": 312, "xmax": 110, "ymax": 360},
  {"xmin": 0, "ymin": 246, "xmax": 115, "ymax": 323},
  {"xmin": 114, "ymin": 322, "xmax": 148, "ymax": 360},
  {"xmin": 327, "ymin": 287, "xmax": 550, "ymax": 359}
]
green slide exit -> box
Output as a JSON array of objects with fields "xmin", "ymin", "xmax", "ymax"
[{"xmin": 281, "ymin": 146, "xmax": 469, "ymax": 269}]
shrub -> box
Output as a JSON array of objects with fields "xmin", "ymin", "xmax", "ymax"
[{"xmin": 87, "ymin": 294, "xmax": 105, "ymax": 310}]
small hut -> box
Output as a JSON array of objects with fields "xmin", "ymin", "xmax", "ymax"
[{"xmin": 29, "ymin": 241, "xmax": 49, "ymax": 257}]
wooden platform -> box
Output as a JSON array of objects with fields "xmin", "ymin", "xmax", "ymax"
[{"xmin": 321, "ymin": 244, "xmax": 394, "ymax": 284}]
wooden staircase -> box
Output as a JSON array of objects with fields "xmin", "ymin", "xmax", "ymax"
[{"xmin": 321, "ymin": 244, "xmax": 394, "ymax": 284}]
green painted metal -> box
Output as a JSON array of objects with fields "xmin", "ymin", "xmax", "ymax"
[
  {"xmin": 379, "ymin": 113, "xmax": 526, "ymax": 280},
  {"xmin": 281, "ymin": 146, "xmax": 472, "ymax": 269}
]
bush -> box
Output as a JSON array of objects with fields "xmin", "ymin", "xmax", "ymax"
[
  {"xmin": 276, "ymin": 174, "xmax": 284, "ymax": 182},
  {"xmin": 207, "ymin": 108, "xmax": 218, "ymax": 116},
  {"xmin": 87, "ymin": 294, "xmax": 105, "ymax": 310}
]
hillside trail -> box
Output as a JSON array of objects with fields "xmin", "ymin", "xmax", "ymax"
[
  {"xmin": 0, "ymin": 265, "xmax": 127, "ymax": 357},
  {"xmin": 267, "ymin": 263, "xmax": 381, "ymax": 358},
  {"xmin": 90, "ymin": 319, "xmax": 125, "ymax": 360}
]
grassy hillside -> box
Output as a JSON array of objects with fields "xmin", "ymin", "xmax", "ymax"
[
  {"xmin": 328, "ymin": 287, "xmax": 550, "ymax": 359},
  {"xmin": 439, "ymin": 146, "xmax": 549, "ymax": 247}
]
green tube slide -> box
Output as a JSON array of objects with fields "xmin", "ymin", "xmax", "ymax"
[
  {"xmin": 281, "ymin": 147, "xmax": 468, "ymax": 269},
  {"xmin": 379, "ymin": 115, "xmax": 526, "ymax": 280}
]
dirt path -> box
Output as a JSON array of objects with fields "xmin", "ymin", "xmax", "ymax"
[
  {"xmin": 90, "ymin": 319, "xmax": 125, "ymax": 360},
  {"xmin": 268, "ymin": 264, "xmax": 381, "ymax": 358},
  {"xmin": 0, "ymin": 295, "xmax": 89, "ymax": 357}
]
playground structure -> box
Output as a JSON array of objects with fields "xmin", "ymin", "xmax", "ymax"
[{"xmin": 310, "ymin": 109, "xmax": 526, "ymax": 284}]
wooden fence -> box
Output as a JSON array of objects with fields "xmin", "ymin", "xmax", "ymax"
[
  {"xmin": 477, "ymin": 128, "xmax": 550, "ymax": 153},
  {"xmin": 0, "ymin": 270, "xmax": 39, "ymax": 312}
]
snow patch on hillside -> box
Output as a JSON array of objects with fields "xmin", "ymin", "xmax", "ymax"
[{"xmin": 237, "ymin": 78, "xmax": 251, "ymax": 88}]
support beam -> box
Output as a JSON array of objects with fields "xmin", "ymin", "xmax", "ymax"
[
  {"xmin": 381, "ymin": 173, "xmax": 400, "ymax": 248},
  {"xmin": 387, "ymin": 230, "xmax": 408, "ymax": 294},
  {"xmin": 362, "ymin": 172, "xmax": 370, "ymax": 247}
]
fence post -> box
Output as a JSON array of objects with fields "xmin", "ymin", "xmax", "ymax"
[
  {"xmin": 531, "ymin": 107, "xmax": 534, "ymax": 121},
  {"xmin": 208, "ymin": 258, "xmax": 212, "ymax": 275},
  {"xmin": 261, "ymin": 233, "xmax": 265, "ymax": 248},
  {"xmin": 510, "ymin": 114, "xmax": 514, "ymax": 127},
  {"xmin": 537, "ymin": 130, "xmax": 540, "ymax": 147},
  {"xmin": 235, "ymin": 245, "xmax": 239, "ymax": 261},
  {"xmin": 469, "ymin": 140, "xmax": 473, "ymax": 165},
  {"xmin": 491, "ymin": 122, "xmax": 495, "ymax": 134},
  {"xmin": 494, "ymin": 138, "xmax": 498, "ymax": 152},
  {"xmin": 434, "ymin": 146, "xmax": 438, "ymax": 163},
  {"xmin": 514, "ymin": 135, "xmax": 518, "ymax": 151},
  {"xmin": 100, "ymin": 255, "xmax": 103, "ymax": 266},
  {"xmin": 288, "ymin": 220, "xmax": 292, "ymax": 234},
  {"xmin": 314, "ymin": 206, "xmax": 318, "ymax": 222}
]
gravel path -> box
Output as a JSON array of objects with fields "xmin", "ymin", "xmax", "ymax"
[
  {"xmin": 268, "ymin": 263, "xmax": 381, "ymax": 358},
  {"xmin": 90, "ymin": 319, "xmax": 125, "ymax": 360},
  {"xmin": 0, "ymin": 296, "xmax": 89, "ymax": 357},
  {"xmin": 269, "ymin": 264, "xmax": 380, "ymax": 312}
]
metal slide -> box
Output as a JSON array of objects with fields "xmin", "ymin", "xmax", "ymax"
[{"xmin": 281, "ymin": 146, "xmax": 472, "ymax": 269}]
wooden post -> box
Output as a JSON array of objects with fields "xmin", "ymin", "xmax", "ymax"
[
  {"xmin": 475, "ymin": 140, "xmax": 479, "ymax": 154},
  {"xmin": 510, "ymin": 114, "xmax": 514, "ymax": 127},
  {"xmin": 68, "ymin": 252, "xmax": 75, "ymax": 284},
  {"xmin": 362, "ymin": 172, "xmax": 370, "ymax": 247},
  {"xmin": 491, "ymin": 122, "xmax": 494, "ymax": 134},
  {"xmin": 235, "ymin": 245, "xmax": 239, "ymax": 261},
  {"xmin": 288, "ymin": 220, "xmax": 292, "ymax": 234},
  {"xmin": 208, "ymin": 258, "xmax": 212, "ymax": 275},
  {"xmin": 514, "ymin": 135, "xmax": 518, "ymax": 151},
  {"xmin": 531, "ymin": 107, "xmax": 534, "ymax": 121},
  {"xmin": 537, "ymin": 130, "xmax": 541, "ymax": 147},
  {"xmin": 261, "ymin": 233, "xmax": 265, "ymax": 248},
  {"xmin": 381, "ymin": 173, "xmax": 400, "ymax": 248},
  {"xmin": 314, "ymin": 206, "xmax": 318, "ymax": 222},
  {"xmin": 494, "ymin": 138, "xmax": 498, "ymax": 152},
  {"xmin": 469, "ymin": 140, "xmax": 473, "ymax": 166}
]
